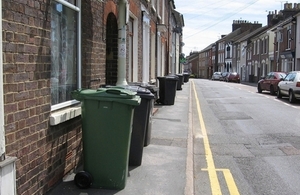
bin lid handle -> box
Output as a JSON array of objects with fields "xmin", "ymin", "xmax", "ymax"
[{"xmin": 106, "ymin": 88, "xmax": 135, "ymax": 96}]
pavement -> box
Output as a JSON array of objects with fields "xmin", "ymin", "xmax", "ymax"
[{"xmin": 46, "ymin": 81, "xmax": 193, "ymax": 195}]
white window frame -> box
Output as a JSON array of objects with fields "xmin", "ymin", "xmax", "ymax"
[
  {"xmin": 157, "ymin": 0, "xmax": 161, "ymax": 20},
  {"xmin": 142, "ymin": 9, "xmax": 150, "ymax": 84},
  {"xmin": 151, "ymin": 0, "xmax": 157, "ymax": 12},
  {"xmin": 161, "ymin": 0, "xmax": 165, "ymax": 24},
  {"xmin": 51, "ymin": 0, "xmax": 81, "ymax": 111},
  {"xmin": 128, "ymin": 13, "xmax": 138, "ymax": 82}
]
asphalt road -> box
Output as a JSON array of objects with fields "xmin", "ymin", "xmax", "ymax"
[{"xmin": 191, "ymin": 79, "xmax": 300, "ymax": 195}]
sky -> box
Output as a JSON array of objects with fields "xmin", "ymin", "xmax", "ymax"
[{"xmin": 174, "ymin": 0, "xmax": 300, "ymax": 56}]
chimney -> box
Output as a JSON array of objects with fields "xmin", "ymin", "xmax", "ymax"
[
  {"xmin": 232, "ymin": 20, "xmax": 239, "ymax": 31},
  {"xmin": 267, "ymin": 10, "xmax": 277, "ymax": 26},
  {"xmin": 284, "ymin": 3, "xmax": 292, "ymax": 9}
]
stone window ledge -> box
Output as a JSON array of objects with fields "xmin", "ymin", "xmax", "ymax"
[
  {"xmin": 0, "ymin": 156, "xmax": 17, "ymax": 168},
  {"xmin": 50, "ymin": 105, "xmax": 81, "ymax": 126}
]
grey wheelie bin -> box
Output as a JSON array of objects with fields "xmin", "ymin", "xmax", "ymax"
[
  {"xmin": 126, "ymin": 86, "xmax": 155, "ymax": 166},
  {"xmin": 157, "ymin": 76, "xmax": 178, "ymax": 105},
  {"xmin": 71, "ymin": 88, "xmax": 141, "ymax": 190}
]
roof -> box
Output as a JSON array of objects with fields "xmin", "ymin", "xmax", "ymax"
[
  {"xmin": 172, "ymin": 10, "xmax": 184, "ymax": 27},
  {"xmin": 231, "ymin": 30, "xmax": 251, "ymax": 42},
  {"xmin": 270, "ymin": 16, "xmax": 296, "ymax": 31},
  {"xmin": 223, "ymin": 28, "xmax": 242, "ymax": 43},
  {"xmin": 234, "ymin": 25, "xmax": 269, "ymax": 43},
  {"xmin": 200, "ymin": 43, "xmax": 215, "ymax": 52}
]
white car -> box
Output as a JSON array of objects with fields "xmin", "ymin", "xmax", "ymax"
[
  {"xmin": 211, "ymin": 72, "xmax": 221, "ymax": 80},
  {"xmin": 277, "ymin": 71, "xmax": 300, "ymax": 103}
]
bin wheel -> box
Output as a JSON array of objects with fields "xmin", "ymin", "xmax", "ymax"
[{"xmin": 74, "ymin": 171, "xmax": 93, "ymax": 189}]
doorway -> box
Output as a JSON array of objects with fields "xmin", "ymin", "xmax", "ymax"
[{"xmin": 105, "ymin": 13, "xmax": 118, "ymax": 85}]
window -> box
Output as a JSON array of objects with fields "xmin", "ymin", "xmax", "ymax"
[
  {"xmin": 266, "ymin": 72, "xmax": 272, "ymax": 79},
  {"xmin": 233, "ymin": 45, "xmax": 236, "ymax": 58},
  {"xmin": 51, "ymin": 0, "xmax": 81, "ymax": 111},
  {"xmin": 226, "ymin": 46, "xmax": 230, "ymax": 58},
  {"xmin": 287, "ymin": 26, "xmax": 292, "ymax": 49},
  {"xmin": 263, "ymin": 38, "xmax": 268, "ymax": 54},
  {"xmin": 284, "ymin": 72, "xmax": 295, "ymax": 81},
  {"xmin": 256, "ymin": 40, "xmax": 260, "ymax": 54}
]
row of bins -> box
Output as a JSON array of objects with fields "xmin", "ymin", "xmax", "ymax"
[
  {"xmin": 71, "ymin": 85, "xmax": 155, "ymax": 190},
  {"xmin": 157, "ymin": 73, "xmax": 190, "ymax": 105},
  {"xmin": 71, "ymin": 73, "xmax": 190, "ymax": 190}
]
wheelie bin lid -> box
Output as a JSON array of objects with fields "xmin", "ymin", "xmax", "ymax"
[
  {"xmin": 128, "ymin": 82, "xmax": 158, "ymax": 93},
  {"xmin": 104, "ymin": 85, "xmax": 155, "ymax": 100},
  {"xmin": 126, "ymin": 85, "xmax": 155, "ymax": 99},
  {"xmin": 71, "ymin": 88, "xmax": 141, "ymax": 106},
  {"xmin": 157, "ymin": 76, "xmax": 178, "ymax": 80}
]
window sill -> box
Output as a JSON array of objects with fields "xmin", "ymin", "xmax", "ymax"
[
  {"xmin": 50, "ymin": 105, "xmax": 81, "ymax": 126},
  {"xmin": 0, "ymin": 156, "xmax": 17, "ymax": 168}
]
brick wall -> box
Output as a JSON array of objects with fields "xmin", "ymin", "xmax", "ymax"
[
  {"xmin": 1, "ymin": 0, "xmax": 95, "ymax": 194},
  {"xmin": 2, "ymin": 0, "xmax": 172, "ymax": 194},
  {"xmin": 82, "ymin": 0, "xmax": 107, "ymax": 88}
]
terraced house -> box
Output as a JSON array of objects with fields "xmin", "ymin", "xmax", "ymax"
[
  {"xmin": 0, "ymin": 0, "xmax": 184, "ymax": 194},
  {"xmin": 189, "ymin": 2, "xmax": 300, "ymax": 82}
]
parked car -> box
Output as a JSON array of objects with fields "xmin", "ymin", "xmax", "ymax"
[
  {"xmin": 277, "ymin": 71, "xmax": 300, "ymax": 103},
  {"xmin": 211, "ymin": 72, "xmax": 221, "ymax": 80},
  {"xmin": 226, "ymin": 72, "xmax": 240, "ymax": 83},
  {"xmin": 219, "ymin": 72, "xmax": 229, "ymax": 81},
  {"xmin": 257, "ymin": 71, "xmax": 286, "ymax": 95}
]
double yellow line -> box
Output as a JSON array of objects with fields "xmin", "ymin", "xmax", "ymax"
[{"xmin": 192, "ymin": 81, "xmax": 240, "ymax": 195}]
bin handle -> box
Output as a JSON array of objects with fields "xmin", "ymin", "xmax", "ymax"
[{"xmin": 106, "ymin": 89, "xmax": 131, "ymax": 96}]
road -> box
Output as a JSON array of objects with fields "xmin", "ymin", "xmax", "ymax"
[{"xmin": 191, "ymin": 79, "xmax": 300, "ymax": 195}]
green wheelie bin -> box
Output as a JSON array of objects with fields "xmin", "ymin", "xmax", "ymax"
[{"xmin": 71, "ymin": 87, "xmax": 141, "ymax": 190}]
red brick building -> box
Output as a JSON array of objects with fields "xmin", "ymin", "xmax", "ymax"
[{"xmin": 0, "ymin": 0, "xmax": 184, "ymax": 194}]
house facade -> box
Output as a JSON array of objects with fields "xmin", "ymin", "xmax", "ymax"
[
  {"xmin": 0, "ymin": 0, "xmax": 184, "ymax": 194},
  {"xmin": 187, "ymin": 2, "xmax": 300, "ymax": 83}
]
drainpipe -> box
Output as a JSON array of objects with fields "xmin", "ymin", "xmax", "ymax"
[
  {"xmin": 0, "ymin": 0, "xmax": 5, "ymax": 162},
  {"xmin": 116, "ymin": 0, "xmax": 128, "ymax": 86}
]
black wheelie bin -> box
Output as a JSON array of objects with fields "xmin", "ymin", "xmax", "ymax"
[
  {"xmin": 183, "ymin": 72, "xmax": 190, "ymax": 82},
  {"xmin": 126, "ymin": 86, "xmax": 155, "ymax": 166},
  {"xmin": 176, "ymin": 74, "xmax": 183, "ymax": 90},
  {"xmin": 157, "ymin": 76, "xmax": 178, "ymax": 105}
]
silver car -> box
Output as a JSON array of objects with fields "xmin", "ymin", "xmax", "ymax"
[
  {"xmin": 277, "ymin": 71, "xmax": 300, "ymax": 103},
  {"xmin": 211, "ymin": 72, "xmax": 221, "ymax": 80}
]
